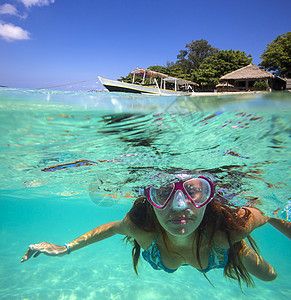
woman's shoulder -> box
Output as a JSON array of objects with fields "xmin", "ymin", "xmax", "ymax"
[
  {"xmin": 118, "ymin": 213, "xmax": 157, "ymax": 249},
  {"xmin": 211, "ymin": 206, "xmax": 269, "ymax": 247}
]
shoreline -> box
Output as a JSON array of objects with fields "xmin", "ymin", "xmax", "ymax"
[{"xmin": 190, "ymin": 91, "xmax": 265, "ymax": 97}]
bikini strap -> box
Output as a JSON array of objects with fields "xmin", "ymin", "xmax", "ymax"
[{"xmin": 154, "ymin": 233, "xmax": 159, "ymax": 242}]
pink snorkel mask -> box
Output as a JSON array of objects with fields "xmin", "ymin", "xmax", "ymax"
[{"xmin": 141, "ymin": 174, "xmax": 215, "ymax": 210}]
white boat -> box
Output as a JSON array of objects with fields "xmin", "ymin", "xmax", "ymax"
[{"xmin": 98, "ymin": 68, "xmax": 198, "ymax": 95}]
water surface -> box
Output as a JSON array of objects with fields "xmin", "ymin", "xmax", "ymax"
[{"xmin": 0, "ymin": 89, "xmax": 290, "ymax": 299}]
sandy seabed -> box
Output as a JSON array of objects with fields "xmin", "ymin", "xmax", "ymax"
[{"xmin": 1, "ymin": 226, "xmax": 290, "ymax": 300}]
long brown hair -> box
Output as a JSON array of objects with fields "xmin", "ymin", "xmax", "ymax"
[{"xmin": 125, "ymin": 195, "xmax": 259, "ymax": 288}]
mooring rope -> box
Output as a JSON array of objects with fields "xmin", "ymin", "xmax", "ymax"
[{"xmin": 35, "ymin": 77, "xmax": 100, "ymax": 90}]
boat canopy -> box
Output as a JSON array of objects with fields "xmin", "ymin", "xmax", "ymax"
[
  {"xmin": 162, "ymin": 77, "xmax": 198, "ymax": 86},
  {"xmin": 130, "ymin": 68, "xmax": 169, "ymax": 78},
  {"xmin": 129, "ymin": 67, "xmax": 198, "ymax": 91},
  {"xmin": 162, "ymin": 76, "xmax": 198, "ymax": 92}
]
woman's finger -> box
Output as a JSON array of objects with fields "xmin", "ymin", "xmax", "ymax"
[
  {"xmin": 21, "ymin": 249, "xmax": 35, "ymax": 262},
  {"xmin": 33, "ymin": 251, "xmax": 41, "ymax": 258},
  {"xmin": 20, "ymin": 244, "xmax": 42, "ymax": 262},
  {"xmin": 20, "ymin": 255, "xmax": 28, "ymax": 263}
]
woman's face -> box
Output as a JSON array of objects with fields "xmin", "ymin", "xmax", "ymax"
[{"xmin": 152, "ymin": 190, "xmax": 206, "ymax": 237}]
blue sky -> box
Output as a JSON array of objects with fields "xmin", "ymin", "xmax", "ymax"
[{"xmin": 0, "ymin": 0, "xmax": 290, "ymax": 90}]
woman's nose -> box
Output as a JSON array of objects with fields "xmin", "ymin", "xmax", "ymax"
[{"xmin": 171, "ymin": 190, "xmax": 189, "ymax": 210}]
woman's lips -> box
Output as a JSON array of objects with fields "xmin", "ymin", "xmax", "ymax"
[{"xmin": 169, "ymin": 218, "xmax": 193, "ymax": 225}]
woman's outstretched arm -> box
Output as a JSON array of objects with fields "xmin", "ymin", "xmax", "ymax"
[
  {"xmin": 268, "ymin": 218, "xmax": 291, "ymax": 239},
  {"xmin": 230, "ymin": 208, "xmax": 291, "ymax": 243},
  {"xmin": 21, "ymin": 218, "xmax": 131, "ymax": 263},
  {"xmin": 239, "ymin": 240, "xmax": 277, "ymax": 281}
]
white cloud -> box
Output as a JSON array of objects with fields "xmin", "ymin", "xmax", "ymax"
[
  {"xmin": 0, "ymin": 22, "xmax": 30, "ymax": 41},
  {"xmin": 0, "ymin": 3, "xmax": 27, "ymax": 18},
  {"xmin": 0, "ymin": 3, "xmax": 18, "ymax": 15},
  {"xmin": 0, "ymin": 1, "xmax": 54, "ymax": 42},
  {"xmin": 19, "ymin": 0, "xmax": 55, "ymax": 8}
]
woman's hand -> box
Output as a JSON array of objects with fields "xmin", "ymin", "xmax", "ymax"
[
  {"xmin": 21, "ymin": 242, "xmax": 68, "ymax": 263},
  {"xmin": 228, "ymin": 207, "xmax": 269, "ymax": 244},
  {"xmin": 20, "ymin": 220, "xmax": 126, "ymax": 263}
]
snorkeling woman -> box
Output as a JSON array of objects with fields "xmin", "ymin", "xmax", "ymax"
[{"xmin": 21, "ymin": 173, "xmax": 290, "ymax": 287}]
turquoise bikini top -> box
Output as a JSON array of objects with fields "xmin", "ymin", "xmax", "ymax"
[{"xmin": 142, "ymin": 233, "xmax": 228, "ymax": 273}]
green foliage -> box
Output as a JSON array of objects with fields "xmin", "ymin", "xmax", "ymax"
[
  {"xmin": 148, "ymin": 65, "xmax": 192, "ymax": 81},
  {"xmin": 167, "ymin": 66, "xmax": 192, "ymax": 81},
  {"xmin": 177, "ymin": 39, "xmax": 218, "ymax": 73},
  {"xmin": 254, "ymin": 80, "xmax": 270, "ymax": 91},
  {"xmin": 147, "ymin": 65, "xmax": 169, "ymax": 74},
  {"xmin": 259, "ymin": 32, "xmax": 291, "ymax": 78},
  {"xmin": 192, "ymin": 50, "xmax": 252, "ymax": 90},
  {"xmin": 117, "ymin": 74, "xmax": 133, "ymax": 83},
  {"xmin": 118, "ymin": 40, "xmax": 253, "ymax": 90}
]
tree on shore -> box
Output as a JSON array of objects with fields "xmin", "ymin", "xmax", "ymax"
[
  {"xmin": 192, "ymin": 50, "xmax": 252, "ymax": 90},
  {"xmin": 259, "ymin": 32, "xmax": 291, "ymax": 78},
  {"xmin": 176, "ymin": 39, "xmax": 218, "ymax": 73},
  {"xmin": 119, "ymin": 39, "xmax": 252, "ymax": 90},
  {"xmin": 148, "ymin": 41, "xmax": 252, "ymax": 90}
]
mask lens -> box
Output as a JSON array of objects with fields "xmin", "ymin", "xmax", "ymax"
[
  {"xmin": 183, "ymin": 178, "xmax": 211, "ymax": 205},
  {"xmin": 149, "ymin": 184, "xmax": 174, "ymax": 207}
]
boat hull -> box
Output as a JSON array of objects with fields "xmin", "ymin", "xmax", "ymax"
[{"xmin": 98, "ymin": 77, "xmax": 189, "ymax": 95}]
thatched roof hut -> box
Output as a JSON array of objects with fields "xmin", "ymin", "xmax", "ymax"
[
  {"xmin": 220, "ymin": 64, "xmax": 275, "ymax": 80},
  {"xmin": 219, "ymin": 64, "xmax": 286, "ymax": 91}
]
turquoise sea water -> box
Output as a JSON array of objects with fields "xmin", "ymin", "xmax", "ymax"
[{"xmin": 0, "ymin": 88, "xmax": 290, "ymax": 299}]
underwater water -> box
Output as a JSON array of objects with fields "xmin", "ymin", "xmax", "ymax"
[{"xmin": 0, "ymin": 88, "xmax": 290, "ymax": 299}]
